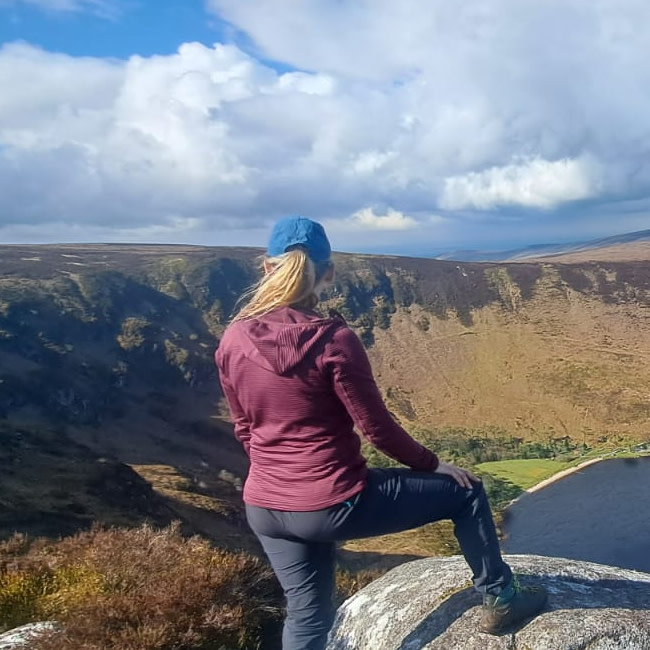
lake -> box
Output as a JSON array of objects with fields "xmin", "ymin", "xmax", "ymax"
[{"xmin": 501, "ymin": 456, "xmax": 650, "ymax": 573}]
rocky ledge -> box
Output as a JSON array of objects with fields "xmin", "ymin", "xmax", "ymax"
[
  {"xmin": 0, "ymin": 623, "xmax": 58, "ymax": 649},
  {"xmin": 328, "ymin": 554, "xmax": 650, "ymax": 650}
]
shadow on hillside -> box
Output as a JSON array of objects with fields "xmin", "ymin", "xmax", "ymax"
[
  {"xmin": 156, "ymin": 492, "xmax": 261, "ymax": 555},
  {"xmin": 0, "ymin": 512, "xmax": 94, "ymax": 541}
]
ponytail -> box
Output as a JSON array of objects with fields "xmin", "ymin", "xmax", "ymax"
[{"xmin": 232, "ymin": 248, "xmax": 331, "ymax": 322}]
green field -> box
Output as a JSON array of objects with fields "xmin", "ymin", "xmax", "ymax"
[{"xmin": 475, "ymin": 458, "xmax": 574, "ymax": 491}]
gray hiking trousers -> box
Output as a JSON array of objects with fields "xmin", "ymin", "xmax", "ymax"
[{"xmin": 245, "ymin": 468, "xmax": 513, "ymax": 650}]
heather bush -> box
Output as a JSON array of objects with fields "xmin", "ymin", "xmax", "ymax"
[
  {"xmin": 0, "ymin": 524, "xmax": 282, "ymax": 650},
  {"xmin": 335, "ymin": 569, "xmax": 385, "ymax": 607}
]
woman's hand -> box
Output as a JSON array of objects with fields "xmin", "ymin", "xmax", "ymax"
[{"xmin": 434, "ymin": 461, "xmax": 480, "ymax": 489}]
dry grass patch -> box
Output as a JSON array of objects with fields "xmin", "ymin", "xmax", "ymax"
[
  {"xmin": 342, "ymin": 520, "xmax": 459, "ymax": 559},
  {"xmin": 335, "ymin": 569, "xmax": 386, "ymax": 606},
  {"xmin": 0, "ymin": 524, "xmax": 282, "ymax": 650},
  {"xmin": 131, "ymin": 464, "xmax": 240, "ymax": 517}
]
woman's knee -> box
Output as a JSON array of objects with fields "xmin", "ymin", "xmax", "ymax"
[
  {"xmin": 471, "ymin": 478, "xmax": 487, "ymax": 497},
  {"xmin": 468, "ymin": 479, "xmax": 488, "ymax": 503},
  {"xmin": 453, "ymin": 480, "xmax": 489, "ymax": 520}
]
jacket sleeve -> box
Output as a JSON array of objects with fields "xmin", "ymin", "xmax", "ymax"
[
  {"xmin": 215, "ymin": 349, "xmax": 252, "ymax": 457},
  {"xmin": 324, "ymin": 325, "xmax": 439, "ymax": 472}
]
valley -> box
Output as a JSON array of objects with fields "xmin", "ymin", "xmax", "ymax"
[{"xmin": 0, "ymin": 242, "xmax": 649, "ymax": 564}]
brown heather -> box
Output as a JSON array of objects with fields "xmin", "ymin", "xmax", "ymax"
[
  {"xmin": 0, "ymin": 524, "xmax": 283, "ymax": 650},
  {"xmin": 334, "ymin": 569, "xmax": 385, "ymax": 607}
]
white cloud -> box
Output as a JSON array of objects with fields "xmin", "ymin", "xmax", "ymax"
[
  {"xmin": 441, "ymin": 157, "xmax": 598, "ymax": 210},
  {"xmin": 340, "ymin": 207, "xmax": 419, "ymax": 231},
  {"xmin": 349, "ymin": 151, "xmax": 396, "ymax": 176},
  {"xmin": 2, "ymin": 0, "xmax": 650, "ymax": 246},
  {"xmin": 0, "ymin": 42, "xmax": 262, "ymax": 230},
  {"xmin": 275, "ymin": 71, "xmax": 336, "ymax": 96}
]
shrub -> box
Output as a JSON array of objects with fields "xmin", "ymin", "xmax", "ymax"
[
  {"xmin": 117, "ymin": 318, "xmax": 153, "ymax": 351},
  {"xmin": 164, "ymin": 339, "xmax": 190, "ymax": 368},
  {"xmin": 335, "ymin": 569, "xmax": 385, "ymax": 607},
  {"xmin": 0, "ymin": 524, "xmax": 282, "ymax": 650}
]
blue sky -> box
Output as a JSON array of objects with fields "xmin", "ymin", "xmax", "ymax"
[
  {"xmin": 0, "ymin": 0, "xmax": 649, "ymax": 254},
  {"xmin": 0, "ymin": 1, "xmax": 230, "ymax": 59},
  {"xmin": 0, "ymin": 1, "xmax": 297, "ymax": 70}
]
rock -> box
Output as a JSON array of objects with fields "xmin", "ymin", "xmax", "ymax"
[
  {"xmin": 0, "ymin": 622, "xmax": 58, "ymax": 649},
  {"xmin": 328, "ymin": 555, "xmax": 650, "ymax": 649}
]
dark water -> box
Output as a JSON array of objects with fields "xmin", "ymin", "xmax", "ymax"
[{"xmin": 501, "ymin": 457, "xmax": 650, "ymax": 573}]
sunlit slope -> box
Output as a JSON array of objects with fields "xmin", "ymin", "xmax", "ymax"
[{"xmin": 369, "ymin": 262, "xmax": 650, "ymax": 440}]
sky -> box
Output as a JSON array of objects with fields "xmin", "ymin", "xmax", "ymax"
[{"xmin": 1, "ymin": 0, "xmax": 649, "ymax": 255}]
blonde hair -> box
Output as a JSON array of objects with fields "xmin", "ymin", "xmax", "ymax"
[{"xmin": 233, "ymin": 248, "xmax": 331, "ymax": 321}]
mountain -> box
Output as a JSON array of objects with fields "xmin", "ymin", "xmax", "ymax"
[
  {"xmin": 434, "ymin": 229, "xmax": 650, "ymax": 262},
  {"xmin": 1, "ymin": 242, "xmax": 649, "ymax": 547}
]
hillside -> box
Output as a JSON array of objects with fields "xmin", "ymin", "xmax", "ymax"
[
  {"xmin": 531, "ymin": 240, "xmax": 650, "ymax": 263},
  {"xmin": 0, "ymin": 242, "xmax": 649, "ymax": 547},
  {"xmin": 0, "ymin": 422, "xmax": 172, "ymax": 539},
  {"xmin": 435, "ymin": 228, "xmax": 650, "ymax": 262}
]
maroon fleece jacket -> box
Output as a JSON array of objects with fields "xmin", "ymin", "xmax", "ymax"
[{"xmin": 215, "ymin": 306, "xmax": 439, "ymax": 511}]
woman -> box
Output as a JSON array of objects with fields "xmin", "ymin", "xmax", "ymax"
[{"xmin": 215, "ymin": 216, "xmax": 547, "ymax": 650}]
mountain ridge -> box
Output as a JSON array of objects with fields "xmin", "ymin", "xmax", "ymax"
[
  {"xmin": 0, "ymin": 239, "xmax": 649, "ymax": 546},
  {"xmin": 433, "ymin": 228, "xmax": 650, "ymax": 262}
]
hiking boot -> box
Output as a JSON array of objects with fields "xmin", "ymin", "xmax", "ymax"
[{"xmin": 480, "ymin": 576, "xmax": 548, "ymax": 634}]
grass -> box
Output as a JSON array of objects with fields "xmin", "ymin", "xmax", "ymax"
[
  {"xmin": 477, "ymin": 444, "xmax": 650, "ymax": 501},
  {"xmin": 475, "ymin": 458, "xmax": 574, "ymax": 491},
  {"xmin": 343, "ymin": 520, "xmax": 459, "ymax": 559},
  {"xmin": 0, "ymin": 524, "xmax": 283, "ymax": 650},
  {"xmin": 130, "ymin": 464, "xmax": 239, "ymax": 517}
]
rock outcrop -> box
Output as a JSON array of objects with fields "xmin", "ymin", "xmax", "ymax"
[
  {"xmin": 328, "ymin": 555, "xmax": 650, "ymax": 649},
  {"xmin": 0, "ymin": 622, "xmax": 57, "ymax": 649}
]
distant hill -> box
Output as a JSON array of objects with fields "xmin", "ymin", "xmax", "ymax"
[
  {"xmin": 435, "ymin": 229, "xmax": 650, "ymax": 262},
  {"xmin": 1, "ymin": 242, "xmax": 650, "ymax": 549}
]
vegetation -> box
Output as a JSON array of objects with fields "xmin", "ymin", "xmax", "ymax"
[
  {"xmin": 334, "ymin": 569, "xmax": 385, "ymax": 607},
  {"xmin": 475, "ymin": 459, "xmax": 574, "ymax": 491},
  {"xmin": 363, "ymin": 426, "xmax": 590, "ymax": 470},
  {"xmin": 0, "ymin": 524, "xmax": 282, "ymax": 650},
  {"xmin": 362, "ymin": 426, "xmax": 650, "ymax": 512},
  {"xmin": 117, "ymin": 317, "xmax": 154, "ymax": 351},
  {"xmin": 0, "ymin": 423, "xmax": 171, "ymax": 540},
  {"xmin": 342, "ymin": 429, "xmax": 596, "ymax": 559},
  {"xmin": 1, "ymin": 244, "xmax": 649, "ymax": 645},
  {"xmin": 2, "ymin": 245, "xmax": 649, "ymax": 437}
]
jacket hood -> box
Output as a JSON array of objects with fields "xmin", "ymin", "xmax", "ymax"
[{"xmin": 233, "ymin": 308, "xmax": 342, "ymax": 375}]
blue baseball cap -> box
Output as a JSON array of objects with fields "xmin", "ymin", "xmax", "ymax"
[{"xmin": 267, "ymin": 216, "xmax": 331, "ymax": 263}]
